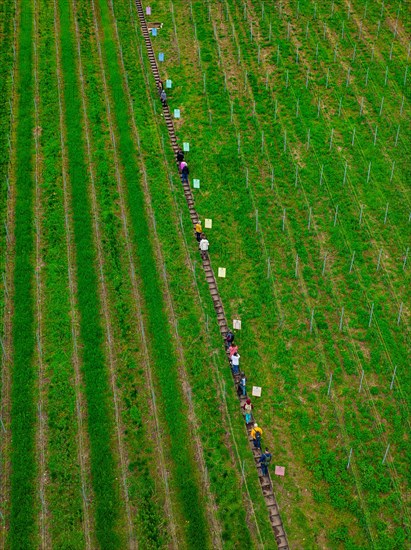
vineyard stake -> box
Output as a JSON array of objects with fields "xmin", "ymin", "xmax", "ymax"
[
  {"xmin": 267, "ymin": 257, "xmax": 271, "ymax": 278},
  {"xmin": 374, "ymin": 126, "xmax": 378, "ymax": 145},
  {"xmin": 334, "ymin": 205, "xmax": 338, "ymax": 226},
  {"xmin": 368, "ymin": 303, "xmax": 374, "ymax": 328},
  {"xmin": 403, "ymin": 247, "xmax": 409, "ymax": 270},
  {"xmin": 366, "ymin": 163, "xmax": 371, "ymax": 183},
  {"xmin": 327, "ymin": 373, "xmax": 333, "ymax": 396},
  {"xmin": 384, "ymin": 202, "xmax": 389, "ymax": 223},
  {"xmin": 309, "ymin": 309, "xmax": 315, "ymax": 332},
  {"xmin": 382, "ymin": 444, "xmax": 390, "ymax": 465},
  {"xmin": 295, "ymin": 165, "xmax": 299, "ymax": 187},
  {"xmin": 339, "ymin": 307, "xmax": 344, "ymax": 331},
  {"xmin": 376, "ymin": 249, "xmax": 383, "ymax": 271},
  {"xmin": 346, "ymin": 448, "xmax": 353, "ymax": 469},
  {"xmin": 358, "ymin": 370, "xmax": 364, "ymax": 392},
  {"xmin": 308, "ymin": 207, "xmax": 312, "ymax": 230},
  {"xmin": 359, "ymin": 204, "xmax": 364, "ymax": 225},
  {"xmin": 338, "ymin": 97, "xmax": 342, "ymax": 117},
  {"xmin": 365, "ymin": 67, "xmax": 369, "ymax": 86},
  {"xmin": 395, "ymin": 125, "xmax": 400, "ymax": 146},
  {"xmin": 306, "ymin": 128, "xmax": 310, "ymax": 149},
  {"xmin": 320, "ymin": 164, "xmax": 324, "ymax": 185},
  {"xmin": 343, "ymin": 162, "xmax": 347, "ymax": 185},
  {"xmin": 295, "ymin": 255, "xmax": 299, "ymax": 278},
  {"xmin": 322, "ymin": 253, "xmax": 327, "ymax": 276},
  {"xmin": 349, "ymin": 251, "xmax": 356, "ymax": 273},
  {"xmin": 351, "ymin": 127, "xmax": 356, "ymax": 146},
  {"xmin": 282, "ymin": 208, "xmax": 286, "ymax": 231},
  {"xmin": 397, "ymin": 302, "xmax": 403, "ymax": 325},
  {"xmin": 390, "ymin": 366, "xmax": 397, "ymax": 390}
]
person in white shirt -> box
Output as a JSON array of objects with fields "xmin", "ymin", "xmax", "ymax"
[
  {"xmin": 199, "ymin": 236, "xmax": 209, "ymax": 259},
  {"xmin": 231, "ymin": 352, "xmax": 240, "ymax": 374}
]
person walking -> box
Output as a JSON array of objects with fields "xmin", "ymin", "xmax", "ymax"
[
  {"xmin": 228, "ymin": 343, "xmax": 238, "ymax": 357},
  {"xmin": 259, "ymin": 448, "xmax": 272, "ymax": 476},
  {"xmin": 230, "ymin": 351, "xmax": 240, "ymax": 374},
  {"xmin": 225, "ymin": 330, "xmax": 234, "ymax": 349},
  {"xmin": 237, "ymin": 373, "xmax": 247, "ymax": 396},
  {"xmin": 251, "ymin": 423, "xmax": 263, "ymax": 449},
  {"xmin": 176, "ymin": 149, "xmax": 185, "ymax": 164},
  {"xmin": 195, "ymin": 220, "xmax": 202, "ymax": 242},
  {"xmin": 199, "ymin": 235, "xmax": 209, "ymax": 259},
  {"xmin": 242, "ymin": 398, "xmax": 253, "ymax": 424},
  {"xmin": 181, "ymin": 162, "xmax": 189, "ymax": 183},
  {"xmin": 160, "ymin": 89, "xmax": 167, "ymax": 106}
]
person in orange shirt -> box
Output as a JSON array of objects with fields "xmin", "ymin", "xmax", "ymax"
[
  {"xmin": 251, "ymin": 423, "xmax": 263, "ymax": 449},
  {"xmin": 195, "ymin": 221, "xmax": 202, "ymax": 242}
]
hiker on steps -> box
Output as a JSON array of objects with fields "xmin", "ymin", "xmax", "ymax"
[
  {"xmin": 181, "ymin": 162, "xmax": 189, "ymax": 183},
  {"xmin": 259, "ymin": 448, "xmax": 272, "ymax": 476},
  {"xmin": 230, "ymin": 351, "xmax": 240, "ymax": 374},
  {"xmin": 225, "ymin": 330, "xmax": 234, "ymax": 349},
  {"xmin": 242, "ymin": 398, "xmax": 253, "ymax": 424},
  {"xmin": 176, "ymin": 149, "xmax": 185, "ymax": 166},
  {"xmin": 237, "ymin": 373, "xmax": 247, "ymax": 397},
  {"xmin": 195, "ymin": 220, "xmax": 202, "ymax": 242},
  {"xmin": 228, "ymin": 343, "xmax": 238, "ymax": 357},
  {"xmin": 160, "ymin": 89, "xmax": 167, "ymax": 106},
  {"xmin": 251, "ymin": 423, "xmax": 263, "ymax": 449},
  {"xmin": 199, "ymin": 235, "xmax": 209, "ymax": 260}
]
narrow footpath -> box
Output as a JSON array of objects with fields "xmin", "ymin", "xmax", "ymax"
[{"xmin": 134, "ymin": 1, "xmax": 289, "ymax": 548}]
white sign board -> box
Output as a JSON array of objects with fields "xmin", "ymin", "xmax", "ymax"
[
  {"xmin": 166, "ymin": 79, "xmax": 172, "ymax": 88},
  {"xmin": 204, "ymin": 218, "xmax": 212, "ymax": 229},
  {"xmin": 183, "ymin": 142, "xmax": 190, "ymax": 151},
  {"xmin": 218, "ymin": 267, "xmax": 226, "ymax": 278},
  {"xmin": 233, "ymin": 319, "xmax": 241, "ymax": 330},
  {"xmin": 146, "ymin": 6, "xmax": 151, "ymax": 15},
  {"xmin": 252, "ymin": 386, "xmax": 262, "ymax": 397},
  {"xmin": 193, "ymin": 179, "xmax": 200, "ymax": 188},
  {"xmin": 174, "ymin": 109, "xmax": 180, "ymax": 119}
]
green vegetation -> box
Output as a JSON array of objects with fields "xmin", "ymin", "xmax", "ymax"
[
  {"xmin": 2, "ymin": 0, "xmax": 409, "ymax": 547},
  {"xmin": 57, "ymin": 0, "xmax": 121, "ymax": 546},
  {"xmin": 9, "ymin": 0, "xmax": 36, "ymax": 547},
  {"xmin": 38, "ymin": 0, "xmax": 85, "ymax": 544}
]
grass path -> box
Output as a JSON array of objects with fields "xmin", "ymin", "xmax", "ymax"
[
  {"xmin": 52, "ymin": 0, "xmax": 95, "ymax": 545},
  {"xmin": 9, "ymin": 0, "xmax": 37, "ymax": 543},
  {"xmin": 93, "ymin": 0, "xmax": 211, "ymax": 545},
  {"xmin": 55, "ymin": 0, "xmax": 125, "ymax": 545},
  {"xmin": 70, "ymin": 0, "xmax": 135, "ymax": 543},
  {"xmin": 0, "ymin": 0, "xmax": 18, "ymax": 547},
  {"xmin": 32, "ymin": 0, "xmax": 49, "ymax": 544}
]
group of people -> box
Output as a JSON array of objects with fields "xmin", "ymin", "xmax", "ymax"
[
  {"xmin": 225, "ymin": 330, "xmax": 272, "ymax": 477},
  {"xmin": 161, "ymin": 80, "xmax": 272, "ymax": 479}
]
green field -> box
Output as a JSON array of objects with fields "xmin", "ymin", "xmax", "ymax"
[{"xmin": 0, "ymin": 0, "xmax": 409, "ymax": 548}]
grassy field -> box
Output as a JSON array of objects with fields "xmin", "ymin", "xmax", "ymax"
[{"xmin": 0, "ymin": 0, "xmax": 409, "ymax": 548}]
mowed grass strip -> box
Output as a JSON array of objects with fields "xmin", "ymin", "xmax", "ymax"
[
  {"xmin": 38, "ymin": 0, "xmax": 85, "ymax": 544},
  {"xmin": 57, "ymin": 0, "xmax": 121, "ymax": 546},
  {"xmin": 9, "ymin": 0, "xmax": 36, "ymax": 547},
  {"xmin": 95, "ymin": 1, "xmax": 208, "ymax": 546}
]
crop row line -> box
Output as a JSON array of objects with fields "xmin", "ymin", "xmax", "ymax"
[
  {"xmin": 0, "ymin": 0, "xmax": 18, "ymax": 545},
  {"xmin": 33, "ymin": 0, "xmax": 49, "ymax": 544},
  {"xmin": 53, "ymin": 0, "xmax": 94, "ymax": 544},
  {"xmin": 72, "ymin": 0, "xmax": 136, "ymax": 545}
]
